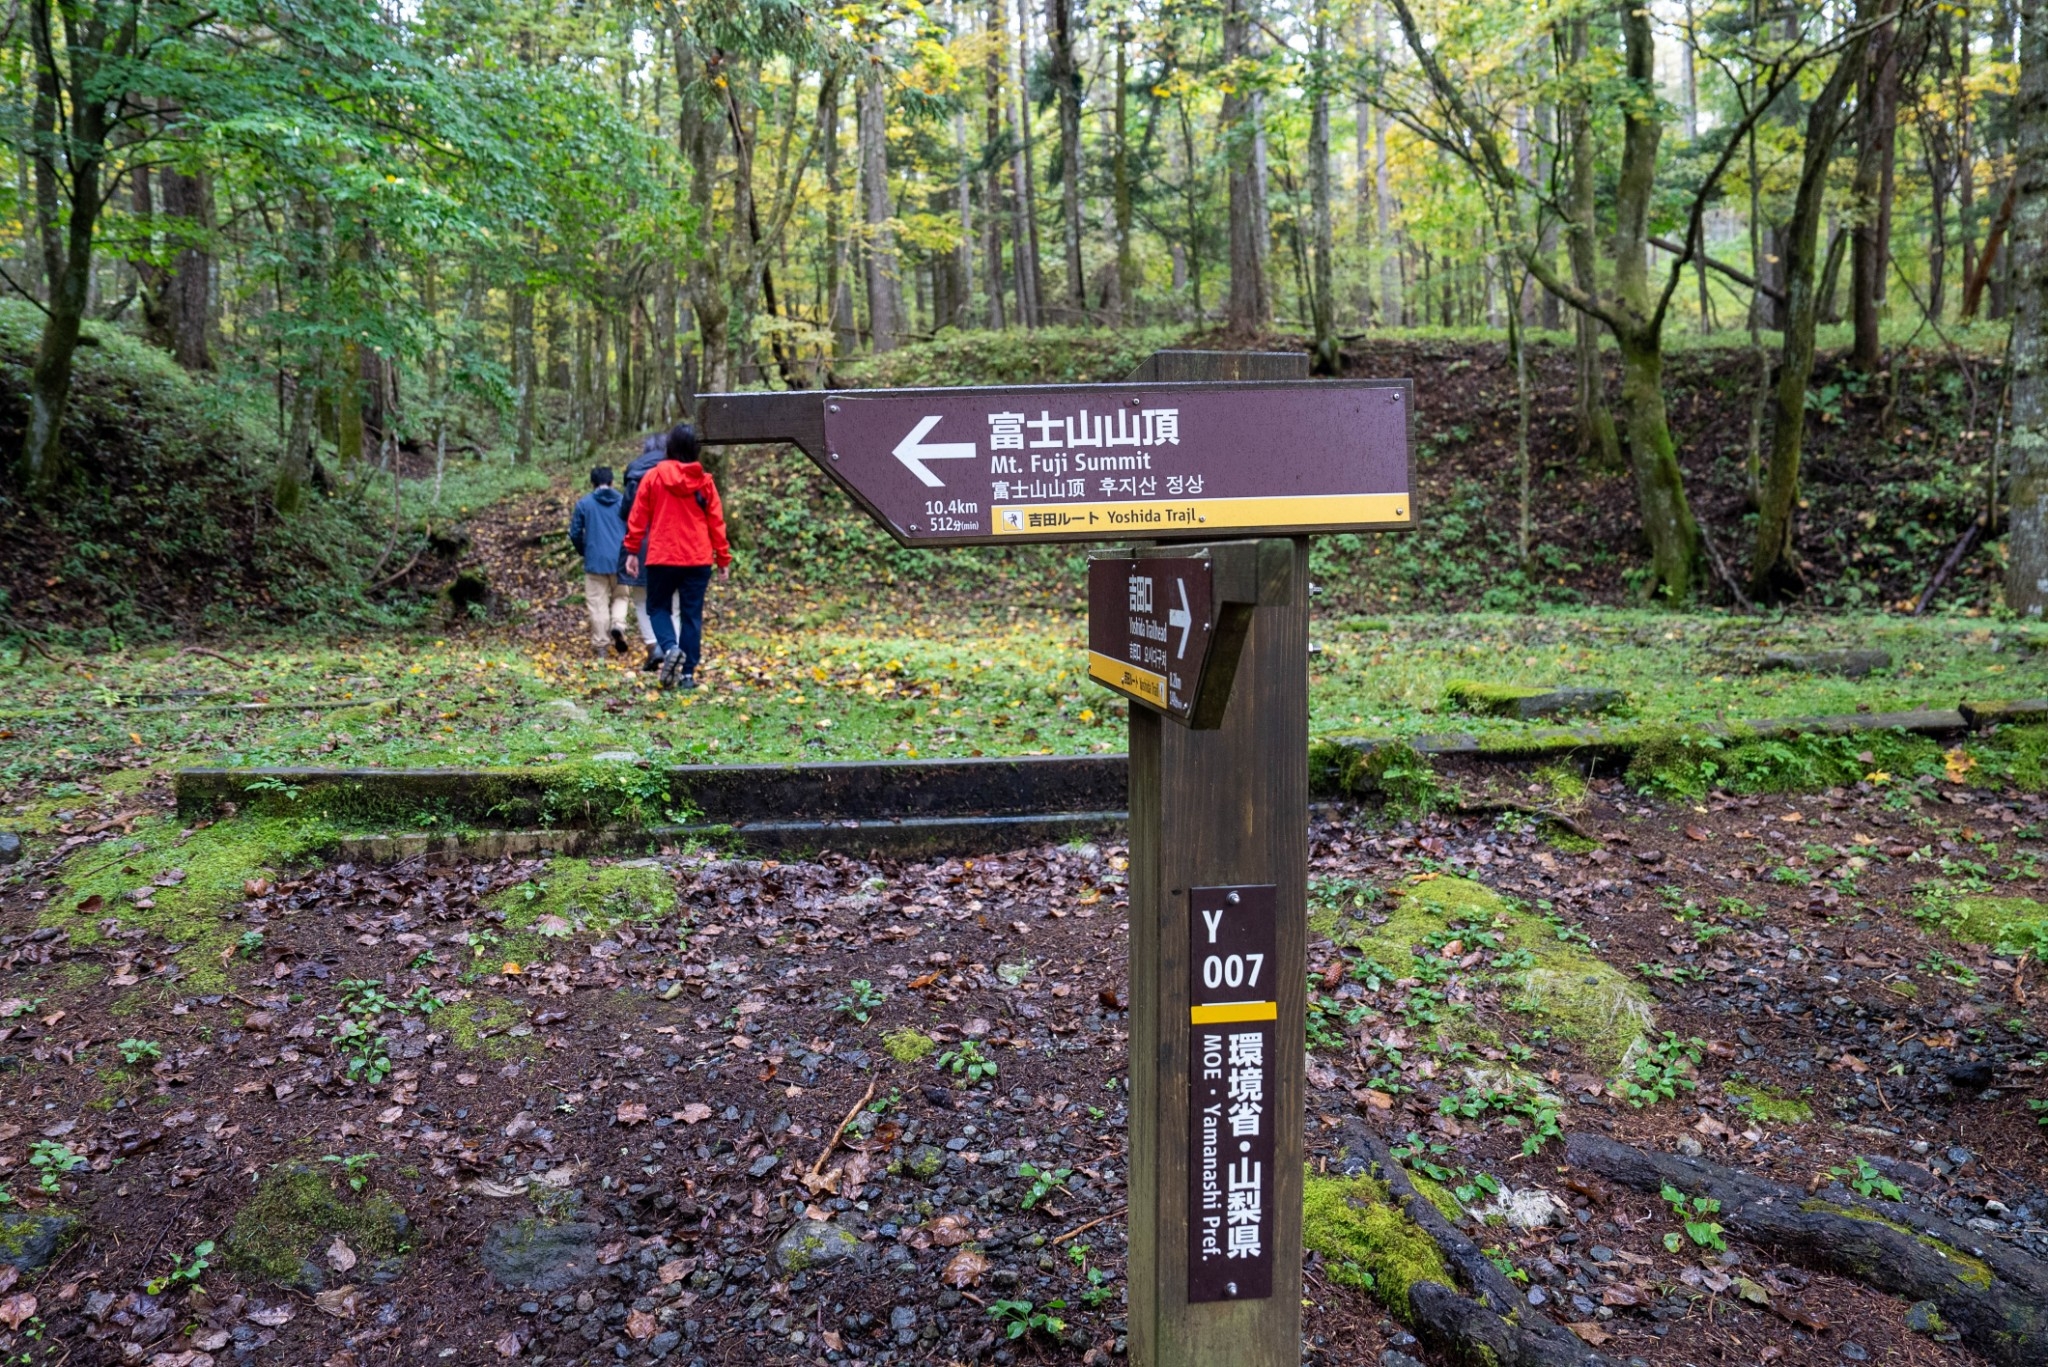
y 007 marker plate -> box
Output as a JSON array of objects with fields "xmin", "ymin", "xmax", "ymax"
[{"xmin": 1188, "ymin": 884, "xmax": 1277, "ymax": 1304}]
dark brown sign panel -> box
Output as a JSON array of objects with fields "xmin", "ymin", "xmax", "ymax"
[
  {"xmin": 1087, "ymin": 556, "xmax": 1216, "ymax": 723},
  {"xmin": 1188, "ymin": 884, "xmax": 1277, "ymax": 1304},
  {"xmin": 817, "ymin": 381, "xmax": 1410, "ymax": 546}
]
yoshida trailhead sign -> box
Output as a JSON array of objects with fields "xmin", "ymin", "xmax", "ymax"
[{"xmin": 699, "ymin": 351, "xmax": 1414, "ymax": 1367}]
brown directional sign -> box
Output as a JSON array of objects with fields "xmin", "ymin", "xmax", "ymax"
[
  {"xmin": 1187, "ymin": 885, "xmax": 1278, "ymax": 1304},
  {"xmin": 1087, "ymin": 556, "xmax": 1217, "ymax": 724},
  {"xmin": 699, "ymin": 380, "xmax": 1411, "ymax": 548}
]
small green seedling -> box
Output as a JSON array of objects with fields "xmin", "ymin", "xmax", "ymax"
[
  {"xmin": 1621, "ymin": 1033, "xmax": 1704, "ymax": 1108},
  {"xmin": 2030, "ymin": 1099, "xmax": 2048, "ymax": 1128},
  {"xmin": 1015, "ymin": 1162, "xmax": 1074, "ymax": 1211},
  {"xmin": 832, "ymin": 979, "xmax": 887, "ymax": 1024},
  {"xmin": 236, "ymin": 930, "xmax": 265, "ymax": 959},
  {"xmin": 1832, "ymin": 1157, "xmax": 1904, "ymax": 1202},
  {"xmin": 936, "ymin": 1039, "xmax": 998, "ymax": 1085},
  {"xmin": 1660, "ymin": 1183, "xmax": 1727, "ymax": 1253},
  {"xmin": 146, "ymin": 1240, "xmax": 215, "ymax": 1296},
  {"xmin": 30, "ymin": 1141, "xmax": 87, "ymax": 1193},
  {"xmin": 117, "ymin": 1038, "xmax": 163, "ymax": 1066},
  {"xmin": 988, "ymin": 1298, "xmax": 1067, "ymax": 1342},
  {"xmin": 321, "ymin": 1152, "xmax": 379, "ymax": 1193}
]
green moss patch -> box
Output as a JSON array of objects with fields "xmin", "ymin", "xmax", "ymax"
[
  {"xmin": 488, "ymin": 857, "xmax": 676, "ymax": 934},
  {"xmin": 1947, "ymin": 896, "xmax": 2048, "ymax": 955},
  {"xmin": 45, "ymin": 816, "xmax": 329, "ymax": 990},
  {"xmin": 225, "ymin": 1163, "xmax": 410, "ymax": 1286},
  {"xmin": 1725, "ymin": 1084, "xmax": 1813, "ymax": 1127},
  {"xmin": 440, "ymin": 995, "xmax": 541, "ymax": 1059},
  {"xmin": 1626, "ymin": 727, "xmax": 1945, "ymax": 800},
  {"xmin": 1321, "ymin": 875, "xmax": 1655, "ymax": 1075},
  {"xmin": 1302, "ymin": 1173, "xmax": 1452, "ymax": 1315},
  {"xmin": 1443, "ymin": 680, "xmax": 1547, "ymax": 714},
  {"xmin": 1800, "ymin": 1201, "xmax": 1994, "ymax": 1290},
  {"xmin": 883, "ymin": 1028, "xmax": 936, "ymax": 1064}
]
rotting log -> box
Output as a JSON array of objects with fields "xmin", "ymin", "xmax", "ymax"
[
  {"xmin": 1565, "ymin": 1134, "xmax": 2048, "ymax": 1367},
  {"xmin": 1337, "ymin": 1121, "xmax": 1622, "ymax": 1367}
]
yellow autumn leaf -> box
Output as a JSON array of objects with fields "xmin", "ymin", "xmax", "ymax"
[
  {"xmin": 1944, "ymin": 748, "xmax": 1977, "ymax": 783},
  {"xmin": 1864, "ymin": 770, "xmax": 1891, "ymax": 785},
  {"xmin": 502, "ymin": 961, "xmax": 523, "ymax": 976}
]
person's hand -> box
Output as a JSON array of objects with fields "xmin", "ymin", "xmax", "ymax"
[
  {"xmin": 623, "ymin": 554, "xmax": 640, "ymax": 578},
  {"xmin": 718, "ymin": 565, "xmax": 731, "ymax": 582}
]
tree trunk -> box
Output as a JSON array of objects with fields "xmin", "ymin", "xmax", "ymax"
[
  {"xmin": 1564, "ymin": 16, "xmax": 1620, "ymax": 469},
  {"xmin": 1222, "ymin": 0, "xmax": 1271, "ymax": 335},
  {"xmin": 1568, "ymin": 1134, "xmax": 2048, "ymax": 1367},
  {"xmin": 1308, "ymin": 12, "xmax": 1338, "ymax": 373},
  {"xmin": 1852, "ymin": 8, "xmax": 1902, "ymax": 372},
  {"xmin": 1375, "ymin": 6, "xmax": 1402, "ymax": 325},
  {"xmin": 1014, "ymin": 17, "xmax": 1046, "ymax": 327},
  {"xmin": 1611, "ymin": 1, "xmax": 1699, "ymax": 601},
  {"xmin": 159, "ymin": 166, "xmax": 213, "ymax": 370},
  {"xmin": 21, "ymin": 0, "xmax": 121, "ymax": 487},
  {"xmin": 1113, "ymin": 18, "xmax": 1135, "ymax": 320},
  {"xmin": 860, "ymin": 53, "xmax": 904, "ymax": 351},
  {"xmin": 2005, "ymin": 0, "xmax": 2048, "ymax": 616},
  {"xmin": 1048, "ymin": 0, "xmax": 1085, "ymax": 319},
  {"xmin": 983, "ymin": 0, "xmax": 1010, "ymax": 329},
  {"xmin": 513, "ymin": 285, "xmax": 535, "ymax": 463},
  {"xmin": 677, "ymin": 46, "xmax": 731, "ymax": 390},
  {"xmin": 1750, "ymin": 25, "xmax": 1871, "ymax": 599}
]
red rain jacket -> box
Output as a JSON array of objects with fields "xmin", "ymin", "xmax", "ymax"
[{"xmin": 623, "ymin": 460, "xmax": 731, "ymax": 569}]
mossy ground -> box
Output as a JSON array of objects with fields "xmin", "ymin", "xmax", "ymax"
[
  {"xmin": 225, "ymin": 1163, "xmax": 409, "ymax": 1285},
  {"xmin": 439, "ymin": 994, "xmax": 544, "ymax": 1059},
  {"xmin": 1945, "ymin": 896, "xmax": 2048, "ymax": 954},
  {"xmin": 489, "ymin": 857, "xmax": 676, "ymax": 933},
  {"xmin": 1443, "ymin": 680, "xmax": 1548, "ymax": 716},
  {"xmin": 883, "ymin": 1028, "xmax": 936, "ymax": 1064},
  {"xmin": 43, "ymin": 815, "xmax": 332, "ymax": 990},
  {"xmin": 1315, "ymin": 875, "xmax": 1655, "ymax": 1075},
  {"xmin": 1301, "ymin": 1173, "xmax": 1452, "ymax": 1316},
  {"xmin": 1725, "ymin": 1083, "xmax": 1814, "ymax": 1127}
]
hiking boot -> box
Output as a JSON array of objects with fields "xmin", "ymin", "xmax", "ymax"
[
  {"xmin": 640, "ymin": 649, "xmax": 663, "ymax": 673},
  {"xmin": 678, "ymin": 673, "xmax": 697, "ymax": 691},
  {"xmin": 609, "ymin": 626, "xmax": 628, "ymax": 654},
  {"xmin": 658, "ymin": 649, "xmax": 684, "ymax": 690}
]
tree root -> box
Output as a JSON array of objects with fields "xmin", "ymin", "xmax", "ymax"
[
  {"xmin": 1337, "ymin": 1120, "xmax": 1622, "ymax": 1367},
  {"xmin": 1565, "ymin": 1133, "xmax": 2048, "ymax": 1367}
]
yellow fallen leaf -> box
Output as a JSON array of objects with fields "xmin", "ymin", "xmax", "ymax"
[
  {"xmin": 502, "ymin": 961, "xmax": 523, "ymax": 976},
  {"xmin": 1945, "ymin": 747, "xmax": 1977, "ymax": 783},
  {"xmin": 1864, "ymin": 771, "xmax": 1891, "ymax": 784}
]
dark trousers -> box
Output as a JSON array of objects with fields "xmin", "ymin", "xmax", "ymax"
[{"xmin": 645, "ymin": 564, "xmax": 714, "ymax": 672}]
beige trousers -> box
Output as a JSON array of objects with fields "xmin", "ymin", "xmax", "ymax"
[{"xmin": 582, "ymin": 573, "xmax": 631, "ymax": 647}]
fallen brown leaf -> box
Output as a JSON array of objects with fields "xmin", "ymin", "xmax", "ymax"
[
  {"xmin": 942, "ymin": 1248, "xmax": 990, "ymax": 1288},
  {"xmin": 0, "ymin": 1293, "xmax": 36, "ymax": 1330}
]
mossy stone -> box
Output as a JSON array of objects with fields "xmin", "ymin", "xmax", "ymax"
[
  {"xmin": 225, "ymin": 1163, "xmax": 409, "ymax": 1287},
  {"xmin": 0, "ymin": 1211, "xmax": 79, "ymax": 1271},
  {"xmin": 1316, "ymin": 875, "xmax": 1655, "ymax": 1076},
  {"xmin": 772, "ymin": 1219, "xmax": 869, "ymax": 1274},
  {"xmin": 1301, "ymin": 1173, "xmax": 1452, "ymax": 1316},
  {"xmin": 480, "ymin": 1218, "xmax": 607, "ymax": 1292}
]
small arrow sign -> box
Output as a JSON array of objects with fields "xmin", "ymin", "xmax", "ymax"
[
  {"xmin": 1169, "ymin": 578, "xmax": 1193, "ymax": 658},
  {"xmin": 891, "ymin": 415, "xmax": 977, "ymax": 488}
]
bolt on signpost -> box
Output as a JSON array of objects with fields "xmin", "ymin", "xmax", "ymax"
[{"xmin": 699, "ymin": 351, "xmax": 1413, "ymax": 1367}]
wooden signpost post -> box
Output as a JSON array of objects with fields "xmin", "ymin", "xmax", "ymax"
[{"xmin": 700, "ymin": 352, "xmax": 1412, "ymax": 1367}]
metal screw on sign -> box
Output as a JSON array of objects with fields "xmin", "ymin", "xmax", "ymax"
[{"xmin": 696, "ymin": 350, "xmax": 1415, "ymax": 1367}]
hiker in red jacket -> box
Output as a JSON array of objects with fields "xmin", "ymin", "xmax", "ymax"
[{"xmin": 621, "ymin": 423, "xmax": 732, "ymax": 690}]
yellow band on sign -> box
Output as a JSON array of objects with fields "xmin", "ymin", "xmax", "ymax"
[
  {"xmin": 1189, "ymin": 1000, "xmax": 1280, "ymax": 1025},
  {"xmin": 1087, "ymin": 650, "xmax": 1166, "ymax": 706},
  {"xmin": 991, "ymin": 492, "xmax": 1410, "ymax": 536}
]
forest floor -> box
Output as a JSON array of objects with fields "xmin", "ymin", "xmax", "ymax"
[
  {"xmin": 2, "ymin": 333, "xmax": 2045, "ymax": 1367},
  {"xmin": 1, "ymin": 760, "xmax": 2046, "ymax": 1366}
]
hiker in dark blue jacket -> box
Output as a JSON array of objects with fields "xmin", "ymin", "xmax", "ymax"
[
  {"xmin": 568, "ymin": 466, "xmax": 631, "ymax": 654},
  {"xmin": 619, "ymin": 433, "xmax": 669, "ymax": 671}
]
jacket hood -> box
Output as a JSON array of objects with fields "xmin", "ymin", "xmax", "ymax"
[
  {"xmin": 661, "ymin": 459, "xmax": 712, "ymax": 488},
  {"xmin": 590, "ymin": 486, "xmax": 622, "ymax": 506}
]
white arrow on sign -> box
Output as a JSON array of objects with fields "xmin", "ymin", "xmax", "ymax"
[
  {"xmin": 1169, "ymin": 577, "xmax": 1193, "ymax": 658},
  {"xmin": 892, "ymin": 415, "xmax": 978, "ymax": 488}
]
